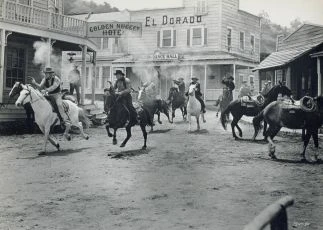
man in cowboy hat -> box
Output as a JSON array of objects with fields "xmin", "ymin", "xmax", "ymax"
[
  {"xmin": 186, "ymin": 77, "xmax": 206, "ymax": 113},
  {"xmin": 113, "ymin": 69, "xmax": 138, "ymax": 124},
  {"xmin": 28, "ymin": 67, "xmax": 70, "ymax": 126},
  {"xmin": 173, "ymin": 77, "xmax": 185, "ymax": 96},
  {"xmin": 68, "ymin": 63, "xmax": 81, "ymax": 105},
  {"xmin": 221, "ymin": 75, "xmax": 235, "ymax": 102},
  {"xmin": 238, "ymin": 80, "xmax": 252, "ymax": 99}
]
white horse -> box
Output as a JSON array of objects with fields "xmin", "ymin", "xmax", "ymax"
[
  {"xmin": 186, "ymin": 84, "xmax": 206, "ymax": 132},
  {"xmin": 13, "ymin": 83, "xmax": 90, "ymax": 153}
]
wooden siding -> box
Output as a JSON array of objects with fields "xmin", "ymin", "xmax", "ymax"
[
  {"xmin": 128, "ymin": 1, "xmax": 222, "ymax": 55},
  {"xmin": 278, "ymin": 24, "xmax": 323, "ymax": 51},
  {"xmin": 33, "ymin": 0, "xmax": 48, "ymax": 10},
  {"xmin": 221, "ymin": 0, "xmax": 260, "ymax": 62}
]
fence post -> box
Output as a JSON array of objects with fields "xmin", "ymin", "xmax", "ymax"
[{"xmin": 243, "ymin": 196, "xmax": 294, "ymax": 230}]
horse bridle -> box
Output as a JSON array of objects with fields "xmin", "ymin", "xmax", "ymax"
[{"xmin": 19, "ymin": 86, "xmax": 43, "ymax": 105}]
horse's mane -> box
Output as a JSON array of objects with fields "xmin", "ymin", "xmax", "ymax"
[{"xmin": 263, "ymin": 84, "xmax": 291, "ymax": 99}]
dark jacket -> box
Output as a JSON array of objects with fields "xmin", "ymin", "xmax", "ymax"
[{"xmin": 222, "ymin": 79, "xmax": 235, "ymax": 91}]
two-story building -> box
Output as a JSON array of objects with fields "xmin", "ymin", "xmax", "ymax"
[
  {"xmin": 0, "ymin": 0, "xmax": 97, "ymax": 121},
  {"xmin": 73, "ymin": 0, "xmax": 260, "ymax": 101}
]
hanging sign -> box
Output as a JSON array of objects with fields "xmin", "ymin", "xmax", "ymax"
[{"xmin": 87, "ymin": 22, "xmax": 142, "ymax": 38}]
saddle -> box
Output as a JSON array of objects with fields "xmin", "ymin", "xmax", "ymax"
[
  {"xmin": 45, "ymin": 95, "xmax": 70, "ymax": 117},
  {"xmin": 280, "ymin": 96, "xmax": 316, "ymax": 113},
  {"xmin": 240, "ymin": 94, "xmax": 265, "ymax": 108}
]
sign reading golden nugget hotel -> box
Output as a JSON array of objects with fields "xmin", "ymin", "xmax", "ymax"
[{"xmin": 87, "ymin": 22, "xmax": 142, "ymax": 38}]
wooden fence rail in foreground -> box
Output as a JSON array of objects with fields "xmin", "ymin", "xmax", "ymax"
[{"xmin": 243, "ymin": 196, "xmax": 294, "ymax": 230}]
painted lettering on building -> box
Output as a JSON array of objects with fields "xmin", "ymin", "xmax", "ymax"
[
  {"xmin": 145, "ymin": 15, "xmax": 202, "ymax": 27},
  {"xmin": 153, "ymin": 51, "xmax": 180, "ymax": 60},
  {"xmin": 87, "ymin": 22, "xmax": 142, "ymax": 38}
]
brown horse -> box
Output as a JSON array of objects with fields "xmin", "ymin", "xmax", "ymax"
[
  {"xmin": 220, "ymin": 84, "xmax": 292, "ymax": 139},
  {"xmin": 167, "ymin": 87, "xmax": 187, "ymax": 122},
  {"xmin": 253, "ymin": 96, "xmax": 323, "ymax": 162}
]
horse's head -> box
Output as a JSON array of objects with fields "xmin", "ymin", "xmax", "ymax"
[
  {"xmin": 15, "ymin": 84, "xmax": 31, "ymax": 107},
  {"xmin": 137, "ymin": 86, "xmax": 146, "ymax": 102},
  {"xmin": 9, "ymin": 82, "xmax": 24, "ymax": 98},
  {"xmin": 103, "ymin": 81, "xmax": 117, "ymax": 113},
  {"xmin": 168, "ymin": 87, "xmax": 178, "ymax": 99},
  {"xmin": 188, "ymin": 84, "xmax": 196, "ymax": 96},
  {"xmin": 265, "ymin": 84, "xmax": 292, "ymax": 101}
]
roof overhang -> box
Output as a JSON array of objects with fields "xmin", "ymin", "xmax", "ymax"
[{"xmin": 253, "ymin": 43, "xmax": 323, "ymax": 72}]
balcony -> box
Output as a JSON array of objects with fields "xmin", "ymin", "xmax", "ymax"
[{"xmin": 0, "ymin": 0, "xmax": 86, "ymax": 37}]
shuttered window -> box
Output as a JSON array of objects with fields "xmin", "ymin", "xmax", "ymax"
[
  {"xmin": 173, "ymin": 30, "xmax": 176, "ymax": 47},
  {"xmin": 162, "ymin": 30, "xmax": 172, "ymax": 47},
  {"xmin": 227, "ymin": 28, "xmax": 232, "ymax": 50},
  {"xmin": 187, "ymin": 29, "xmax": 190, "ymax": 46},
  {"xmin": 157, "ymin": 31, "xmax": 160, "ymax": 48},
  {"xmin": 204, "ymin": 28, "xmax": 208, "ymax": 45},
  {"xmin": 240, "ymin": 31, "xmax": 245, "ymax": 50}
]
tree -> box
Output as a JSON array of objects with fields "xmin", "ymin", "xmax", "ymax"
[{"xmin": 64, "ymin": 0, "xmax": 119, "ymax": 15}]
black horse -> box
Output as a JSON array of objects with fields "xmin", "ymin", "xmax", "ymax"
[
  {"xmin": 137, "ymin": 87, "xmax": 172, "ymax": 132},
  {"xmin": 220, "ymin": 84, "xmax": 292, "ymax": 139},
  {"xmin": 9, "ymin": 82, "xmax": 35, "ymax": 133},
  {"xmin": 215, "ymin": 88, "xmax": 232, "ymax": 118},
  {"xmin": 253, "ymin": 96, "xmax": 323, "ymax": 162},
  {"xmin": 167, "ymin": 87, "xmax": 187, "ymax": 122},
  {"xmin": 104, "ymin": 82, "xmax": 151, "ymax": 149}
]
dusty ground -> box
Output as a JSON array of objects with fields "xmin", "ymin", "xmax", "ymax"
[{"xmin": 0, "ymin": 110, "xmax": 322, "ymax": 230}]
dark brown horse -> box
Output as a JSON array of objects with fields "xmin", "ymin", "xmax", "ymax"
[
  {"xmin": 167, "ymin": 87, "xmax": 187, "ymax": 122},
  {"xmin": 104, "ymin": 82, "xmax": 151, "ymax": 149},
  {"xmin": 253, "ymin": 96, "xmax": 323, "ymax": 162},
  {"xmin": 215, "ymin": 88, "xmax": 232, "ymax": 118},
  {"xmin": 220, "ymin": 84, "xmax": 292, "ymax": 139},
  {"xmin": 137, "ymin": 86, "xmax": 172, "ymax": 132}
]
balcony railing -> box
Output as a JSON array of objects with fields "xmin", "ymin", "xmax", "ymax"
[{"xmin": 1, "ymin": 1, "xmax": 86, "ymax": 37}]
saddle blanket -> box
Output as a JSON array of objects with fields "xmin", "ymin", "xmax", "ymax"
[
  {"xmin": 241, "ymin": 94, "xmax": 264, "ymax": 107},
  {"xmin": 280, "ymin": 96, "xmax": 315, "ymax": 112}
]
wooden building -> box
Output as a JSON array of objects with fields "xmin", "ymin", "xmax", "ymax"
[
  {"xmin": 0, "ymin": 0, "xmax": 97, "ymax": 121},
  {"xmin": 254, "ymin": 23, "xmax": 323, "ymax": 99},
  {"xmin": 73, "ymin": 0, "xmax": 261, "ymax": 101}
]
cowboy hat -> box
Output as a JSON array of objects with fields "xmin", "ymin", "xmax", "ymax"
[
  {"xmin": 43, "ymin": 67, "xmax": 55, "ymax": 73},
  {"xmin": 191, "ymin": 77, "xmax": 199, "ymax": 81},
  {"xmin": 114, "ymin": 70, "xmax": 125, "ymax": 76},
  {"xmin": 178, "ymin": 77, "xmax": 184, "ymax": 81},
  {"xmin": 228, "ymin": 76, "xmax": 234, "ymax": 80}
]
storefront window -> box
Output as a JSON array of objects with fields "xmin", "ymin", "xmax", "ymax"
[
  {"xmin": 6, "ymin": 47, "xmax": 25, "ymax": 88},
  {"xmin": 227, "ymin": 27, "xmax": 232, "ymax": 51},
  {"xmin": 250, "ymin": 34, "xmax": 255, "ymax": 53},
  {"xmin": 102, "ymin": 66, "xmax": 110, "ymax": 89}
]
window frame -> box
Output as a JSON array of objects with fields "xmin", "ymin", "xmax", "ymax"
[
  {"xmin": 190, "ymin": 26, "xmax": 205, "ymax": 47},
  {"xmin": 239, "ymin": 31, "xmax": 245, "ymax": 51},
  {"xmin": 226, "ymin": 26, "xmax": 233, "ymax": 51},
  {"xmin": 160, "ymin": 28, "xmax": 175, "ymax": 48},
  {"xmin": 5, "ymin": 46, "xmax": 27, "ymax": 89},
  {"xmin": 196, "ymin": 0, "xmax": 208, "ymax": 15},
  {"xmin": 250, "ymin": 33, "xmax": 255, "ymax": 53}
]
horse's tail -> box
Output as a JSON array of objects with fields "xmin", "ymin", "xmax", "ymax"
[
  {"xmin": 78, "ymin": 108, "xmax": 91, "ymax": 129},
  {"xmin": 252, "ymin": 110, "xmax": 264, "ymax": 139},
  {"xmin": 220, "ymin": 104, "xmax": 231, "ymax": 130}
]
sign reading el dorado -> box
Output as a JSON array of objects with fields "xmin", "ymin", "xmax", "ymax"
[{"xmin": 87, "ymin": 22, "xmax": 142, "ymax": 38}]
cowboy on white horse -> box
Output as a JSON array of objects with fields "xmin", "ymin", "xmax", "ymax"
[
  {"xmin": 28, "ymin": 67, "xmax": 70, "ymax": 126},
  {"xmin": 186, "ymin": 77, "xmax": 206, "ymax": 113}
]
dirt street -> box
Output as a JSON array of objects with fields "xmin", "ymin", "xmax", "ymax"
[{"xmin": 0, "ymin": 110, "xmax": 322, "ymax": 230}]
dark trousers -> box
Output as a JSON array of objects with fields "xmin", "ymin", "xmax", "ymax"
[
  {"xmin": 70, "ymin": 83, "xmax": 80, "ymax": 104},
  {"xmin": 121, "ymin": 94, "xmax": 138, "ymax": 122},
  {"xmin": 196, "ymin": 95, "xmax": 206, "ymax": 112}
]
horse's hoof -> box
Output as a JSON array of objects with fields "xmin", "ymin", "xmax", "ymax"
[
  {"xmin": 120, "ymin": 143, "xmax": 125, "ymax": 148},
  {"xmin": 39, "ymin": 151, "xmax": 46, "ymax": 156},
  {"xmin": 65, "ymin": 135, "xmax": 71, "ymax": 141},
  {"xmin": 158, "ymin": 121, "xmax": 162, "ymax": 124},
  {"xmin": 300, "ymin": 158, "xmax": 307, "ymax": 163},
  {"xmin": 239, "ymin": 133, "xmax": 243, "ymax": 138},
  {"xmin": 85, "ymin": 136, "xmax": 89, "ymax": 140},
  {"xmin": 107, "ymin": 133, "xmax": 113, "ymax": 137},
  {"xmin": 142, "ymin": 146, "xmax": 147, "ymax": 150},
  {"xmin": 113, "ymin": 140, "xmax": 117, "ymax": 145},
  {"xmin": 56, "ymin": 144, "xmax": 60, "ymax": 151}
]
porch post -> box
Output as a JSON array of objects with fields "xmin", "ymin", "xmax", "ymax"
[
  {"xmin": 47, "ymin": 38, "xmax": 51, "ymax": 66},
  {"xmin": 81, "ymin": 45, "xmax": 87, "ymax": 105},
  {"xmin": 233, "ymin": 63, "xmax": 236, "ymax": 98},
  {"xmin": 204, "ymin": 64, "xmax": 207, "ymax": 101},
  {"xmin": 0, "ymin": 29, "xmax": 5, "ymax": 103},
  {"xmin": 91, "ymin": 51, "xmax": 96, "ymax": 104},
  {"xmin": 318, "ymin": 57, "xmax": 322, "ymax": 96}
]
